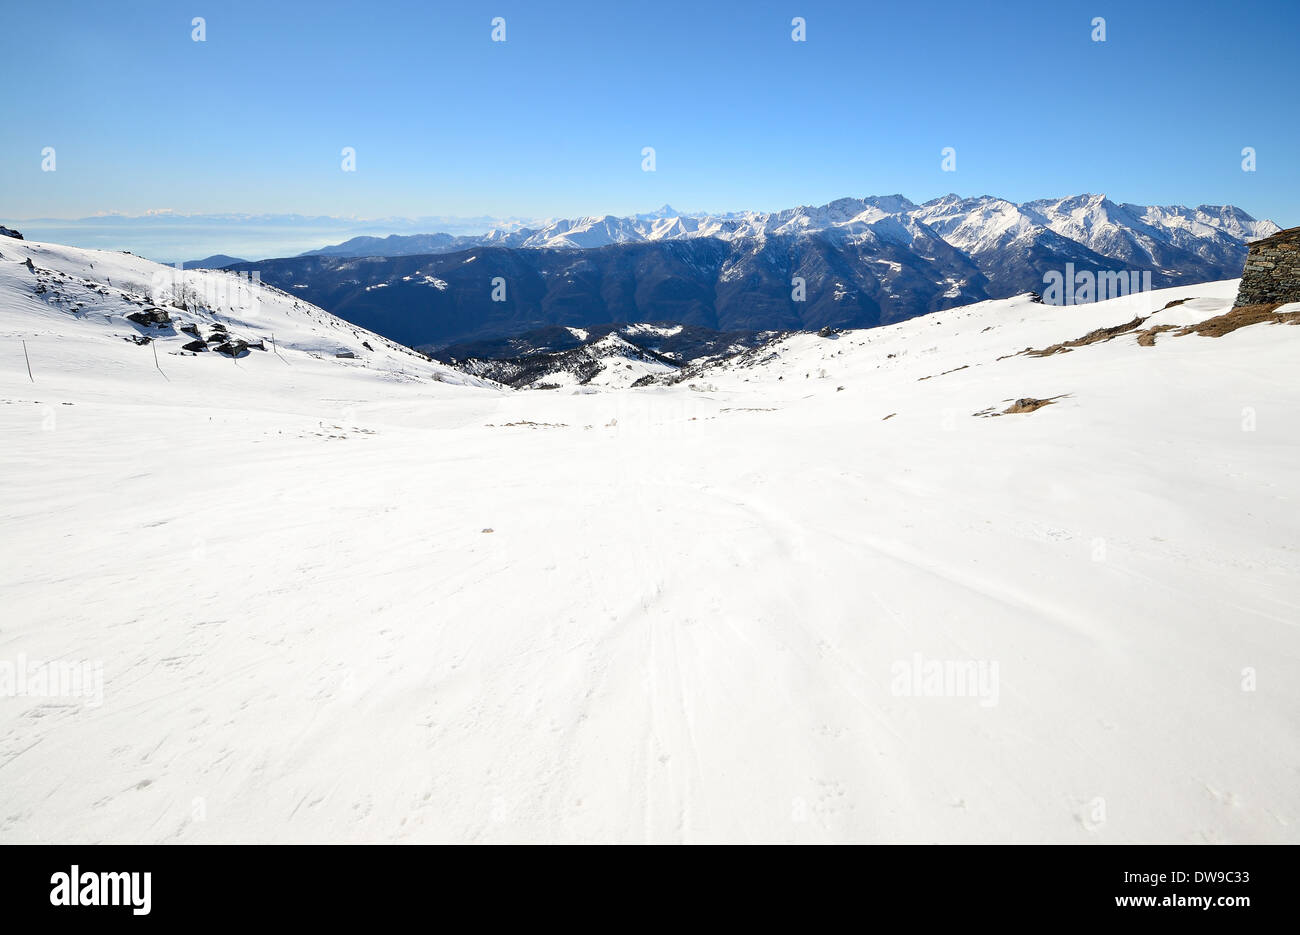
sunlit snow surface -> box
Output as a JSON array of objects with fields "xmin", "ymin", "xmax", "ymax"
[{"xmin": 1, "ymin": 238, "xmax": 1297, "ymax": 843}]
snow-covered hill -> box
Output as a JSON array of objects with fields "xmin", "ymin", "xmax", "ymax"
[
  {"xmin": 439, "ymin": 321, "xmax": 773, "ymax": 390},
  {"xmin": 454, "ymin": 330, "xmax": 679, "ymax": 391},
  {"xmin": 0, "ymin": 236, "xmax": 497, "ymax": 406},
  {"xmin": 2, "ymin": 237, "xmax": 1298, "ymax": 843}
]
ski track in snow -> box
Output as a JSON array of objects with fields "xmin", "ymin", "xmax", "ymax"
[{"xmin": 1, "ymin": 239, "xmax": 1298, "ymax": 843}]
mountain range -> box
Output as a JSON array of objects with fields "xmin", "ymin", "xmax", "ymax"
[
  {"xmin": 215, "ymin": 194, "xmax": 1277, "ymax": 351},
  {"xmin": 303, "ymin": 194, "xmax": 1275, "ymax": 260}
]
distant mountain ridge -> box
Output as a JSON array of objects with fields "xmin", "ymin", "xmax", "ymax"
[
  {"xmin": 222, "ymin": 194, "xmax": 1278, "ymax": 350},
  {"xmin": 301, "ymin": 194, "xmax": 1278, "ymax": 263},
  {"xmin": 184, "ymin": 254, "xmax": 249, "ymax": 269}
]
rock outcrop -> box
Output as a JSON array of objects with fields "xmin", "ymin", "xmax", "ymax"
[{"xmin": 1234, "ymin": 227, "xmax": 1300, "ymax": 307}]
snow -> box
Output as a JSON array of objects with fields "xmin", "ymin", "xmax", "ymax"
[
  {"xmin": 621, "ymin": 323, "xmax": 682, "ymax": 338},
  {"xmin": 0, "ymin": 239, "xmax": 490, "ymax": 391},
  {"xmin": 1, "ymin": 238, "xmax": 1298, "ymax": 843},
  {"xmin": 489, "ymin": 195, "xmax": 1278, "ymax": 258},
  {"xmin": 517, "ymin": 332, "xmax": 676, "ymax": 391}
]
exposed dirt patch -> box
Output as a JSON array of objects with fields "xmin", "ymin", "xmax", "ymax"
[
  {"xmin": 1017, "ymin": 300, "xmax": 1300, "ymax": 357},
  {"xmin": 1136, "ymin": 324, "xmax": 1177, "ymax": 346},
  {"xmin": 1002, "ymin": 397, "xmax": 1059, "ymax": 414},
  {"xmin": 1022, "ymin": 317, "xmax": 1147, "ymax": 357},
  {"xmin": 974, "ymin": 394, "xmax": 1071, "ymax": 418},
  {"xmin": 486, "ymin": 421, "xmax": 568, "ymax": 429},
  {"xmin": 1175, "ymin": 303, "xmax": 1297, "ymax": 338},
  {"xmin": 918, "ymin": 364, "xmax": 969, "ymax": 381}
]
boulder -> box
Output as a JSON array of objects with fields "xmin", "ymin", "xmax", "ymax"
[
  {"xmin": 127, "ymin": 307, "xmax": 172, "ymax": 327},
  {"xmin": 214, "ymin": 339, "xmax": 249, "ymax": 357}
]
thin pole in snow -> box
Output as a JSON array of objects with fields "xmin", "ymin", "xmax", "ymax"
[
  {"xmin": 22, "ymin": 340, "xmax": 33, "ymax": 382},
  {"xmin": 272, "ymin": 333, "xmax": 289, "ymax": 365},
  {"xmin": 152, "ymin": 340, "xmax": 169, "ymax": 381}
]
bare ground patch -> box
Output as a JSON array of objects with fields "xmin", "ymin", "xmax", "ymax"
[
  {"xmin": 1136, "ymin": 324, "xmax": 1177, "ymax": 346},
  {"xmin": 486, "ymin": 420, "xmax": 569, "ymax": 429},
  {"xmin": 918, "ymin": 363, "xmax": 970, "ymax": 381},
  {"xmin": 1174, "ymin": 303, "xmax": 1298, "ymax": 338},
  {"xmin": 1017, "ymin": 300, "xmax": 1298, "ymax": 356},
  {"xmin": 973, "ymin": 394, "xmax": 1071, "ymax": 418},
  {"xmin": 1022, "ymin": 317, "xmax": 1148, "ymax": 357}
]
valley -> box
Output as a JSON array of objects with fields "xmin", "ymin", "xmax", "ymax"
[
  {"xmin": 211, "ymin": 194, "xmax": 1277, "ymax": 352},
  {"xmin": 2, "ymin": 234, "xmax": 1297, "ymax": 843}
]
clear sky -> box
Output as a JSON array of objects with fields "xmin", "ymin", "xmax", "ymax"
[{"xmin": 2, "ymin": 0, "xmax": 1296, "ymax": 228}]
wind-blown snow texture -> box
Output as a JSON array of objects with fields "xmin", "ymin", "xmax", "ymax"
[{"xmin": 1, "ymin": 238, "xmax": 1297, "ymax": 843}]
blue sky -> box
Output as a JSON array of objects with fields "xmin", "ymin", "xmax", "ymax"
[{"xmin": 2, "ymin": 0, "xmax": 1296, "ymax": 234}]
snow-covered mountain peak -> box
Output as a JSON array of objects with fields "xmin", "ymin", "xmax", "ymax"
[
  {"xmin": 308, "ymin": 194, "xmax": 1278, "ymax": 267},
  {"xmin": 637, "ymin": 204, "xmax": 682, "ymax": 220}
]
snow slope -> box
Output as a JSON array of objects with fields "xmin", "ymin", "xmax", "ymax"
[
  {"xmin": 526, "ymin": 332, "xmax": 677, "ymax": 390},
  {"xmin": 452, "ymin": 327, "xmax": 692, "ymax": 390},
  {"xmin": 0, "ymin": 238, "xmax": 495, "ymax": 402},
  {"xmin": 1, "ymin": 240, "xmax": 1297, "ymax": 843}
]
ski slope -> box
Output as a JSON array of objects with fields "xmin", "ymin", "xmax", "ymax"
[{"xmin": 1, "ymin": 238, "xmax": 1298, "ymax": 843}]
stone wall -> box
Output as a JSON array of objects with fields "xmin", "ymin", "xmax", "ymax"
[{"xmin": 1234, "ymin": 226, "xmax": 1300, "ymax": 307}]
